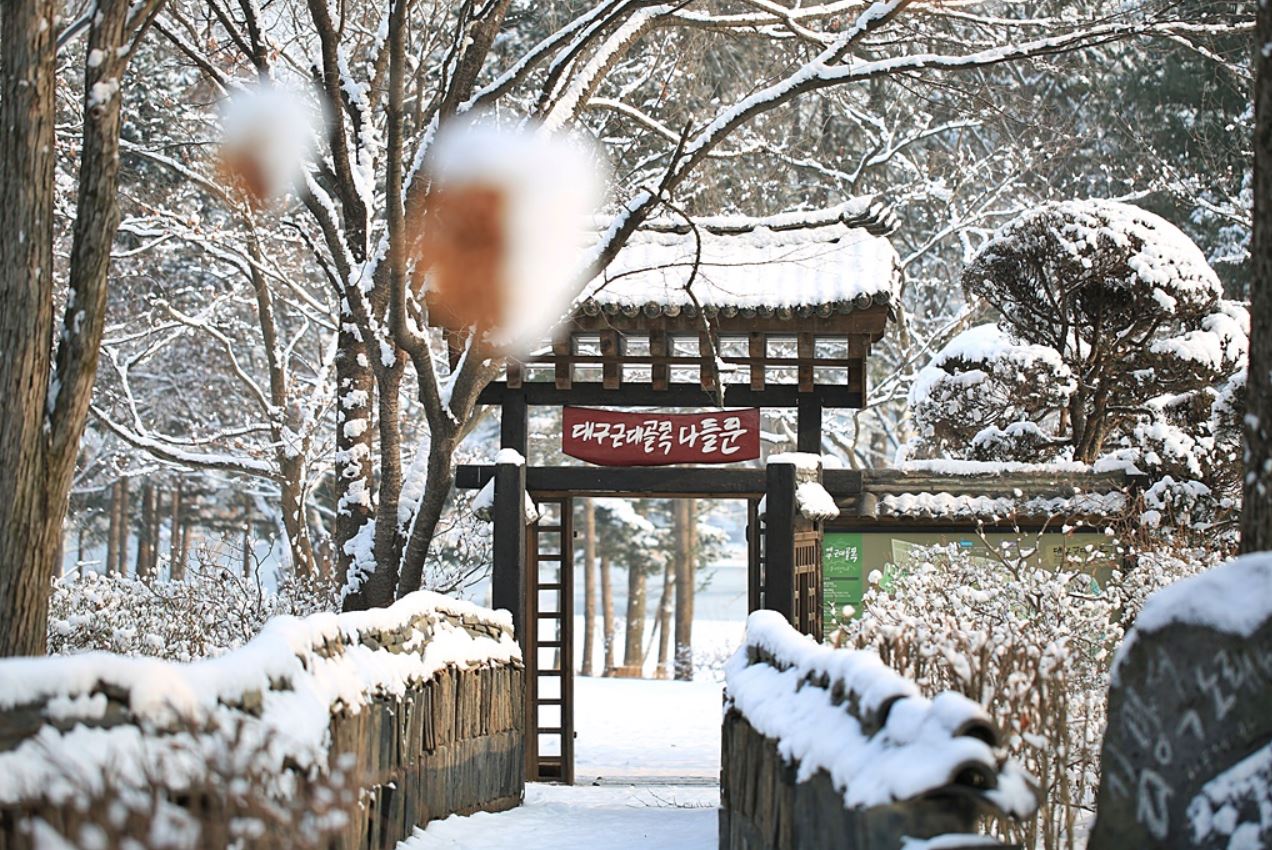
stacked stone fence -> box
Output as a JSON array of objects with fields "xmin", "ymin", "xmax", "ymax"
[
  {"xmin": 720, "ymin": 611, "xmax": 1035, "ymax": 850},
  {"xmin": 0, "ymin": 592, "xmax": 524, "ymax": 850}
]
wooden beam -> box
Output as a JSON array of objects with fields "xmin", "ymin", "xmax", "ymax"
[
  {"xmin": 569, "ymin": 308, "xmax": 889, "ymax": 337},
  {"xmin": 477, "ymin": 381, "xmax": 865, "ymax": 408},
  {"xmin": 457, "ymin": 465, "xmax": 864, "ymax": 498},
  {"xmin": 506, "ymin": 359, "xmax": 523, "ymax": 389}
]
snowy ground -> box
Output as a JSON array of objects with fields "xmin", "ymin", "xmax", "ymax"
[
  {"xmin": 401, "ymin": 673, "xmax": 729, "ymax": 849},
  {"xmin": 399, "ymin": 784, "xmax": 719, "ymax": 850},
  {"xmin": 575, "ymin": 675, "xmax": 724, "ymax": 781}
]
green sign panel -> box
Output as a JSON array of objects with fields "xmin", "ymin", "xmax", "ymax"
[{"xmin": 823, "ymin": 532, "xmax": 864, "ymax": 635}]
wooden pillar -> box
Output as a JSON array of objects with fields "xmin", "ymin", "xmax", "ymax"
[
  {"xmin": 746, "ymin": 497, "xmax": 761, "ymax": 614},
  {"xmin": 764, "ymin": 461, "xmax": 797, "ymax": 623},
  {"xmin": 501, "ymin": 391, "xmax": 528, "ymax": 456},
  {"xmin": 797, "ymin": 395, "xmax": 822, "ymax": 454},
  {"xmin": 492, "ymin": 459, "xmax": 527, "ymax": 648}
]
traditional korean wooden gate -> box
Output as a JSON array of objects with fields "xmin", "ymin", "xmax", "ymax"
[
  {"xmin": 524, "ymin": 497, "xmax": 575, "ymax": 783},
  {"xmin": 443, "ymin": 203, "xmax": 898, "ymax": 784}
]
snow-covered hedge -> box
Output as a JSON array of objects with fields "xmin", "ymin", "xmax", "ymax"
[
  {"xmin": 1, "ymin": 592, "xmax": 523, "ymax": 849},
  {"xmin": 47, "ymin": 569, "xmax": 339, "ymax": 661},
  {"xmin": 725, "ymin": 611, "xmax": 1037, "ymax": 818}
]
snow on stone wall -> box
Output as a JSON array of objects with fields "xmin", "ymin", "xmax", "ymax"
[
  {"xmin": 0, "ymin": 592, "xmax": 525, "ymax": 849},
  {"xmin": 724, "ymin": 611, "xmax": 1037, "ymax": 818}
]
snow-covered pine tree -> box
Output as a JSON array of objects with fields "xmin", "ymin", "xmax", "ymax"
[{"xmin": 908, "ymin": 199, "xmax": 1247, "ymax": 531}]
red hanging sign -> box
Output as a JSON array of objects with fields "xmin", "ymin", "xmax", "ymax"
[{"xmin": 562, "ymin": 407, "xmax": 761, "ymax": 466}]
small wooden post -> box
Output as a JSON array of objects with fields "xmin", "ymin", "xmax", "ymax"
[
  {"xmin": 492, "ymin": 459, "xmax": 527, "ymax": 648},
  {"xmin": 554, "ymin": 336, "xmax": 572, "ymax": 390},
  {"xmin": 650, "ymin": 329, "xmax": 669, "ymax": 391},
  {"xmin": 749, "ymin": 332, "xmax": 766, "ymax": 391},
  {"xmin": 600, "ymin": 329, "xmax": 622, "ymax": 390},
  {"xmin": 797, "ymin": 332, "xmax": 815, "ymax": 392},
  {"xmin": 699, "ymin": 330, "xmax": 717, "ymax": 392},
  {"xmin": 764, "ymin": 460, "xmax": 798, "ymax": 624}
]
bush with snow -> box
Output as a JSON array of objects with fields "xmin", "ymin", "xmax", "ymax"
[
  {"xmin": 48, "ymin": 567, "xmax": 338, "ymax": 662},
  {"xmin": 908, "ymin": 199, "xmax": 1247, "ymax": 533},
  {"xmin": 834, "ymin": 536, "xmax": 1213, "ymax": 850}
]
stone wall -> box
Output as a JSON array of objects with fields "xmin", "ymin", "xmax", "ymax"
[
  {"xmin": 0, "ymin": 592, "xmax": 525, "ymax": 850},
  {"xmin": 720, "ymin": 611, "xmax": 1033, "ymax": 850},
  {"xmin": 719, "ymin": 709, "xmax": 989, "ymax": 850}
]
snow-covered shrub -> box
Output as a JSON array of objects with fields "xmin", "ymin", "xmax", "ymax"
[
  {"xmin": 48, "ymin": 566, "xmax": 339, "ymax": 661},
  {"xmin": 908, "ymin": 323, "xmax": 1075, "ymax": 464},
  {"xmin": 833, "ymin": 534, "xmax": 1212, "ymax": 850},
  {"xmin": 909, "ymin": 199, "xmax": 1248, "ymax": 533}
]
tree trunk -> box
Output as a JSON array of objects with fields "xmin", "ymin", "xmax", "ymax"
[
  {"xmin": 393, "ymin": 436, "xmax": 458, "ymax": 600},
  {"xmin": 135, "ymin": 480, "xmax": 155, "ymax": 579},
  {"xmin": 1244, "ymin": 0, "xmax": 1272, "ymax": 553},
  {"xmin": 278, "ymin": 454, "xmax": 318, "ymax": 575},
  {"xmin": 177, "ymin": 518, "xmax": 192, "ymax": 581},
  {"xmin": 674, "ymin": 498, "xmax": 696, "ymax": 681},
  {"xmin": 601, "ymin": 550, "xmax": 615, "ymax": 675},
  {"xmin": 0, "ymin": 0, "xmax": 151, "ymax": 655},
  {"xmin": 0, "ymin": 0, "xmax": 58, "ymax": 657},
  {"xmin": 581, "ymin": 499, "xmax": 597, "ymax": 676},
  {"xmin": 106, "ymin": 479, "xmax": 122, "ymax": 576},
  {"xmin": 242, "ymin": 503, "xmax": 254, "ymax": 578},
  {"xmin": 333, "ymin": 332, "xmax": 376, "ymax": 595},
  {"xmin": 654, "ymin": 551, "xmax": 675, "ymax": 680},
  {"xmin": 168, "ymin": 483, "xmax": 183, "ymax": 580},
  {"xmin": 116, "ymin": 477, "xmax": 130, "ymax": 576},
  {"xmin": 621, "ymin": 561, "xmax": 646, "ymax": 676}
]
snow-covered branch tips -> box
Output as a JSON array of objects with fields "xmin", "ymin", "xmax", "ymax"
[{"xmin": 562, "ymin": 407, "xmax": 760, "ymax": 466}]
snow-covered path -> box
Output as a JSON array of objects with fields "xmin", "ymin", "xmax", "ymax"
[
  {"xmin": 575, "ymin": 675, "xmax": 724, "ymax": 781},
  {"xmin": 399, "ymin": 784, "xmax": 719, "ymax": 850},
  {"xmin": 400, "ymin": 676, "xmax": 727, "ymax": 849}
]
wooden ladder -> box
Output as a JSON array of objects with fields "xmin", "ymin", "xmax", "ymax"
[{"xmin": 526, "ymin": 497, "xmax": 575, "ymax": 783}]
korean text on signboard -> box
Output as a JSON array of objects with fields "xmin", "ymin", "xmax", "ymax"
[{"xmin": 562, "ymin": 407, "xmax": 760, "ymax": 466}]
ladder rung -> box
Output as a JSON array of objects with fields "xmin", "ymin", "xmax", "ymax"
[
  {"xmin": 538, "ymin": 524, "xmax": 563, "ymax": 532},
  {"xmin": 538, "ymin": 726, "xmax": 564, "ymax": 734},
  {"xmin": 538, "ymin": 670, "xmax": 563, "ymax": 677},
  {"xmin": 537, "ymin": 553, "xmax": 565, "ymax": 561},
  {"xmin": 538, "ymin": 583, "xmax": 563, "ymax": 591},
  {"xmin": 539, "ymin": 698, "xmax": 563, "ymax": 706},
  {"xmin": 539, "ymin": 641, "xmax": 563, "ymax": 648},
  {"xmin": 537, "ymin": 612, "xmax": 563, "ymax": 619}
]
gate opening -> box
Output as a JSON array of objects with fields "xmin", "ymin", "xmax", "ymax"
[{"xmin": 569, "ymin": 497, "xmax": 749, "ymax": 784}]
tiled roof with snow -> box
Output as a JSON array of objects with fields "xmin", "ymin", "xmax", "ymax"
[
  {"xmin": 875, "ymin": 491, "xmax": 1128, "ymax": 521},
  {"xmin": 580, "ymin": 199, "xmax": 901, "ymax": 317}
]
